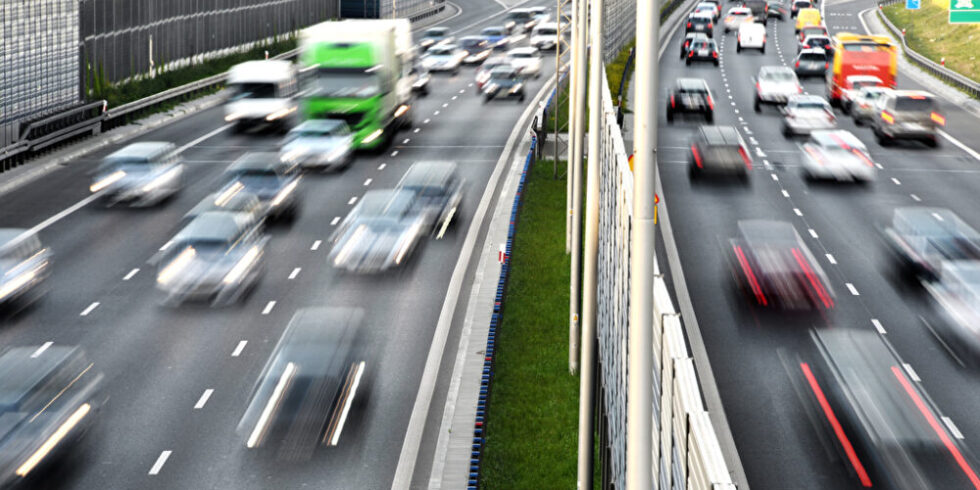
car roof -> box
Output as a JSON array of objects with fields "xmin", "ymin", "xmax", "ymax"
[
  {"xmin": 798, "ymin": 48, "xmax": 827, "ymax": 56},
  {"xmin": 489, "ymin": 66, "xmax": 520, "ymax": 76},
  {"xmin": 186, "ymin": 190, "xmax": 259, "ymax": 218},
  {"xmin": 890, "ymin": 90, "xmax": 935, "ymax": 99},
  {"xmin": 698, "ymin": 125, "xmax": 742, "ymax": 146},
  {"xmin": 106, "ymin": 141, "xmax": 175, "ymax": 161},
  {"xmin": 482, "ymin": 26, "xmax": 505, "ymax": 33},
  {"xmin": 508, "ymin": 47, "xmax": 538, "ymax": 55},
  {"xmin": 292, "ymin": 119, "xmax": 346, "ymax": 133},
  {"xmin": 425, "ymin": 27, "xmax": 449, "ymax": 34},
  {"xmin": 535, "ymin": 22, "xmax": 559, "ymax": 29},
  {"xmin": 357, "ymin": 189, "xmax": 418, "ymax": 218},
  {"xmin": 810, "ymin": 130, "xmax": 864, "ymax": 149},
  {"xmin": 789, "ymin": 94, "xmax": 828, "ymax": 105},
  {"xmin": 429, "ymin": 44, "xmax": 458, "ymax": 52},
  {"xmin": 459, "ymin": 35, "xmax": 486, "ymax": 42},
  {"xmin": 675, "ymin": 78, "xmax": 709, "ymax": 90},
  {"xmin": 399, "ymin": 161, "xmax": 458, "ymax": 189},
  {"xmin": 893, "ymin": 207, "xmax": 979, "ymax": 238},
  {"xmin": 738, "ymin": 220, "xmax": 800, "ymax": 245},
  {"xmin": 846, "ymin": 75, "xmax": 882, "ymax": 82},
  {"xmin": 228, "ymin": 152, "xmax": 284, "ymax": 172},
  {"xmin": 729, "ymin": 7, "xmax": 752, "ymax": 13},
  {"xmin": 175, "ymin": 211, "xmax": 252, "ymax": 243},
  {"xmin": 274, "ymin": 307, "xmax": 362, "ymax": 376},
  {"xmin": 760, "ymin": 65, "xmax": 795, "ymax": 76},
  {"xmin": 0, "ymin": 345, "xmax": 85, "ymax": 412}
]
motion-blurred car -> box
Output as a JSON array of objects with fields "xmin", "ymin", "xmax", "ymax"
[
  {"xmin": 329, "ymin": 189, "xmax": 427, "ymax": 273},
  {"xmin": 505, "ymin": 8, "xmax": 538, "ymax": 33},
  {"xmin": 220, "ymin": 153, "xmax": 301, "ymax": 222},
  {"xmin": 793, "ymin": 48, "xmax": 828, "ymax": 78},
  {"xmin": 923, "ymin": 261, "xmax": 980, "ymax": 365},
  {"xmin": 701, "ymin": 0, "xmax": 722, "ymax": 16},
  {"xmin": 91, "ymin": 142, "xmax": 184, "ymax": 206},
  {"xmin": 480, "ymin": 26, "xmax": 510, "ymax": 50},
  {"xmin": 397, "ymin": 161, "xmax": 464, "ymax": 238},
  {"xmin": 883, "ymin": 207, "xmax": 980, "ymax": 281},
  {"xmin": 737, "ymin": 22, "xmax": 766, "ymax": 52},
  {"xmin": 482, "ymin": 66, "xmax": 527, "ymax": 103},
  {"xmin": 808, "ymin": 328, "xmax": 976, "ymax": 489},
  {"xmin": 422, "ymin": 44, "xmax": 465, "ymax": 74},
  {"xmin": 667, "ymin": 78, "xmax": 715, "ymax": 123},
  {"xmin": 529, "ymin": 6, "xmax": 550, "ymax": 23},
  {"xmin": 238, "ymin": 307, "xmax": 366, "ymax": 455},
  {"xmin": 729, "ymin": 220, "xmax": 835, "ymax": 310},
  {"xmin": 224, "ymin": 60, "xmax": 298, "ymax": 133},
  {"xmin": 850, "ymin": 86, "xmax": 891, "ymax": 125},
  {"xmin": 781, "ymin": 95, "xmax": 836, "ymax": 137},
  {"xmin": 0, "ymin": 230, "xmax": 51, "ymax": 308},
  {"xmin": 180, "ymin": 187, "xmax": 265, "ymax": 230},
  {"xmin": 506, "ymin": 47, "xmax": 543, "ymax": 78},
  {"xmin": 530, "ymin": 22, "xmax": 560, "ymax": 50},
  {"xmin": 693, "ymin": 2, "xmax": 720, "ymax": 21},
  {"xmin": 410, "ymin": 63, "xmax": 431, "ymax": 96},
  {"xmin": 459, "ymin": 36, "xmax": 493, "ymax": 64},
  {"xmin": 680, "ymin": 32, "xmax": 710, "ymax": 58},
  {"xmin": 754, "ymin": 65, "xmax": 802, "ymax": 111},
  {"xmin": 795, "ymin": 7, "xmax": 821, "ymax": 32},
  {"xmin": 686, "ymin": 13, "xmax": 715, "ymax": 37},
  {"xmin": 279, "ymin": 119, "xmax": 354, "ymax": 171},
  {"xmin": 743, "ymin": 0, "xmax": 769, "ymax": 23},
  {"xmin": 839, "ymin": 75, "xmax": 882, "ymax": 113},
  {"xmin": 156, "ymin": 211, "xmax": 266, "ymax": 305},
  {"xmin": 688, "ymin": 125, "xmax": 752, "ymax": 180},
  {"xmin": 870, "ymin": 90, "xmax": 943, "ymax": 147},
  {"xmin": 419, "ymin": 27, "xmax": 452, "ymax": 49},
  {"xmin": 0, "ymin": 345, "xmax": 103, "ymax": 485},
  {"xmin": 790, "ymin": 0, "xmax": 813, "ymax": 17},
  {"xmin": 797, "ymin": 24, "xmax": 827, "ymax": 41},
  {"xmin": 766, "ymin": 0, "xmax": 787, "ymax": 20},
  {"xmin": 799, "ymin": 130, "xmax": 876, "ymax": 182},
  {"xmin": 685, "ymin": 39, "xmax": 720, "ymax": 66},
  {"xmin": 798, "ymin": 34, "xmax": 833, "ymax": 57},
  {"xmin": 723, "ymin": 7, "xmax": 753, "ymax": 33},
  {"xmin": 475, "ymin": 56, "xmax": 513, "ymax": 93}
]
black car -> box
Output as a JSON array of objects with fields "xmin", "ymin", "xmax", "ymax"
[
  {"xmin": 766, "ymin": 0, "xmax": 787, "ymax": 19},
  {"xmin": 0, "ymin": 345, "xmax": 104, "ymax": 485},
  {"xmin": 667, "ymin": 78, "xmax": 715, "ymax": 123},
  {"xmin": 744, "ymin": 0, "xmax": 769, "ymax": 22},
  {"xmin": 220, "ymin": 153, "xmax": 301, "ymax": 222},
  {"xmin": 397, "ymin": 161, "xmax": 464, "ymax": 238},
  {"xmin": 680, "ymin": 32, "xmax": 709, "ymax": 58},
  {"xmin": 685, "ymin": 39, "xmax": 719, "ymax": 66},
  {"xmin": 793, "ymin": 49, "xmax": 828, "ymax": 78},
  {"xmin": 686, "ymin": 14, "xmax": 715, "ymax": 37},
  {"xmin": 483, "ymin": 66, "xmax": 526, "ymax": 103},
  {"xmin": 689, "ymin": 125, "xmax": 752, "ymax": 179}
]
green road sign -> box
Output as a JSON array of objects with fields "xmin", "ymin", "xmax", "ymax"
[{"xmin": 951, "ymin": 0, "xmax": 980, "ymax": 23}]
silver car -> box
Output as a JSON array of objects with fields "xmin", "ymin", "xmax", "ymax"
[
  {"xmin": 883, "ymin": 207, "xmax": 980, "ymax": 281},
  {"xmin": 851, "ymin": 86, "xmax": 891, "ymax": 126},
  {"xmin": 781, "ymin": 94, "xmax": 836, "ymax": 136},
  {"xmin": 329, "ymin": 189, "xmax": 426, "ymax": 273},
  {"xmin": 397, "ymin": 161, "xmax": 464, "ymax": 239},
  {"xmin": 91, "ymin": 142, "xmax": 184, "ymax": 206},
  {"xmin": 924, "ymin": 261, "xmax": 980, "ymax": 365},
  {"xmin": 180, "ymin": 187, "xmax": 265, "ymax": 230},
  {"xmin": 753, "ymin": 65, "xmax": 802, "ymax": 111},
  {"xmin": 220, "ymin": 153, "xmax": 301, "ymax": 222},
  {"xmin": 0, "ymin": 229, "xmax": 51, "ymax": 307},
  {"xmin": 155, "ymin": 211, "xmax": 267, "ymax": 305},
  {"xmin": 799, "ymin": 130, "xmax": 876, "ymax": 183},
  {"xmin": 279, "ymin": 119, "xmax": 354, "ymax": 171}
]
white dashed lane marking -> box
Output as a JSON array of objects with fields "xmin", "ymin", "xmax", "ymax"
[
  {"xmin": 378, "ymin": 163, "xmax": 387, "ymax": 170},
  {"xmin": 123, "ymin": 268, "xmax": 139, "ymax": 281},
  {"xmin": 911, "ymin": 194, "xmax": 921, "ymax": 202},
  {"xmin": 846, "ymin": 283, "xmax": 860, "ymax": 296},
  {"xmin": 391, "ymin": 150, "xmax": 399, "ymax": 157},
  {"xmin": 232, "ymin": 340, "xmax": 248, "ymax": 357},
  {"xmin": 902, "ymin": 363, "xmax": 921, "ymax": 382},
  {"xmin": 364, "ymin": 178, "xmax": 373, "ymax": 186},
  {"xmin": 782, "ymin": 190, "xmax": 790, "ymax": 197},
  {"xmin": 31, "ymin": 342, "xmax": 53, "ymax": 358},
  {"xmin": 262, "ymin": 301, "xmax": 276, "ymax": 315},
  {"xmin": 194, "ymin": 389, "xmax": 214, "ymax": 409},
  {"xmin": 793, "ymin": 208, "xmax": 803, "ymax": 216},
  {"xmin": 348, "ymin": 197, "xmax": 358, "ymax": 205},
  {"xmin": 872, "ymin": 318, "xmax": 886, "ymax": 334},
  {"xmin": 826, "ymin": 254, "xmax": 837, "ymax": 265},
  {"xmin": 943, "ymin": 416, "xmax": 965, "ymax": 440},
  {"xmin": 891, "ymin": 177, "xmax": 901, "ymax": 185},
  {"xmin": 148, "ymin": 451, "xmax": 172, "ymax": 475},
  {"xmin": 424, "ymin": 118, "xmax": 431, "ymax": 124},
  {"xmin": 311, "ymin": 240, "xmax": 322, "ymax": 251},
  {"xmin": 80, "ymin": 302, "xmax": 100, "ymax": 316},
  {"xmin": 808, "ymin": 229, "xmax": 818, "ymax": 238},
  {"xmin": 331, "ymin": 217, "xmax": 341, "ymax": 226},
  {"xmin": 288, "ymin": 268, "xmax": 301, "ymax": 280}
]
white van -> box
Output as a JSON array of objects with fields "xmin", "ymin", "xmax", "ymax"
[
  {"xmin": 530, "ymin": 22, "xmax": 560, "ymax": 50},
  {"xmin": 224, "ymin": 60, "xmax": 298, "ymax": 133},
  {"xmin": 737, "ymin": 23, "xmax": 766, "ymax": 53}
]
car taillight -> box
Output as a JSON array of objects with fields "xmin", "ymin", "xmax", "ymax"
[
  {"xmin": 691, "ymin": 145, "xmax": 704, "ymax": 168},
  {"xmin": 670, "ymin": 95, "xmax": 676, "ymax": 108},
  {"xmin": 713, "ymin": 51, "xmax": 719, "ymax": 58},
  {"xmin": 881, "ymin": 110, "xmax": 895, "ymax": 124},
  {"xmin": 795, "ymin": 60, "xmax": 801, "ymax": 68},
  {"xmin": 687, "ymin": 21, "xmax": 692, "ymax": 28},
  {"xmin": 798, "ymin": 85, "xmax": 803, "ymax": 93},
  {"xmin": 707, "ymin": 95, "xmax": 714, "ymax": 109},
  {"xmin": 931, "ymin": 112, "xmax": 946, "ymax": 125},
  {"xmin": 738, "ymin": 146, "xmax": 753, "ymax": 169},
  {"xmin": 709, "ymin": 23, "xmax": 714, "ymax": 29},
  {"xmin": 825, "ymin": 62, "xmax": 829, "ymax": 69}
]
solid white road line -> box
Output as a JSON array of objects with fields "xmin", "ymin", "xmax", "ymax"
[
  {"xmin": 194, "ymin": 389, "xmax": 214, "ymax": 409},
  {"xmin": 261, "ymin": 301, "xmax": 276, "ymax": 315},
  {"xmin": 80, "ymin": 302, "xmax": 100, "ymax": 316},
  {"xmin": 846, "ymin": 283, "xmax": 859, "ymax": 296},
  {"xmin": 231, "ymin": 340, "xmax": 248, "ymax": 357},
  {"xmin": 123, "ymin": 268, "xmax": 140, "ymax": 281},
  {"xmin": 872, "ymin": 318, "xmax": 886, "ymax": 334},
  {"xmin": 148, "ymin": 451, "xmax": 172, "ymax": 475},
  {"xmin": 903, "ymin": 362, "xmax": 921, "ymax": 382},
  {"xmin": 311, "ymin": 240, "xmax": 322, "ymax": 251},
  {"xmin": 939, "ymin": 129, "xmax": 980, "ymax": 162},
  {"xmin": 288, "ymin": 268, "xmax": 301, "ymax": 280},
  {"xmin": 31, "ymin": 342, "xmax": 53, "ymax": 358},
  {"xmin": 826, "ymin": 253, "xmax": 837, "ymax": 265}
]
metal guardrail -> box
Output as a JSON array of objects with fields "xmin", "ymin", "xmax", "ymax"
[{"xmin": 875, "ymin": 1, "xmax": 980, "ymax": 99}]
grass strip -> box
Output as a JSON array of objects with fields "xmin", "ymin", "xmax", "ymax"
[
  {"xmin": 882, "ymin": 1, "xmax": 980, "ymax": 85},
  {"xmin": 479, "ymin": 159, "xmax": 578, "ymax": 489}
]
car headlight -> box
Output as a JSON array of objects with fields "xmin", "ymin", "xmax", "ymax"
[
  {"xmin": 326, "ymin": 145, "xmax": 348, "ymax": 162},
  {"xmin": 271, "ymin": 178, "xmax": 299, "ymax": 207},
  {"xmin": 157, "ymin": 247, "xmax": 197, "ymax": 286},
  {"xmin": 90, "ymin": 170, "xmax": 126, "ymax": 193},
  {"xmin": 265, "ymin": 106, "xmax": 296, "ymax": 122},
  {"xmin": 509, "ymin": 83, "xmax": 524, "ymax": 94},
  {"xmin": 223, "ymin": 246, "xmax": 261, "ymax": 285},
  {"xmin": 0, "ymin": 269, "xmax": 37, "ymax": 300},
  {"xmin": 142, "ymin": 167, "xmax": 180, "ymax": 193},
  {"xmin": 486, "ymin": 83, "xmax": 499, "ymax": 92},
  {"xmin": 224, "ymin": 112, "xmax": 242, "ymax": 122}
]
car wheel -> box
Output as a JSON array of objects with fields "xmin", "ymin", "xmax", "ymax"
[
  {"xmin": 705, "ymin": 111, "xmax": 714, "ymax": 123},
  {"xmin": 761, "ymin": 44, "xmax": 765, "ymax": 53},
  {"xmin": 782, "ymin": 124, "xmax": 791, "ymax": 137},
  {"xmin": 421, "ymin": 86, "xmax": 429, "ymax": 96},
  {"xmin": 686, "ymin": 58, "xmax": 692, "ymax": 66},
  {"xmin": 519, "ymin": 94, "xmax": 526, "ymax": 102},
  {"xmin": 714, "ymin": 59, "xmax": 719, "ymax": 66},
  {"xmin": 927, "ymin": 136, "xmax": 940, "ymax": 148},
  {"xmin": 754, "ymin": 97, "xmax": 761, "ymax": 113},
  {"xmin": 853, "ymin": 117, "xmax": 864, "ymax": 127},
  {"xmin": 483, "ymin": 96, "xmax": 490, "ymax": 104},
  {"xmin": 667, "ymin": 109, "xmax": 674, "ymax": 123}
]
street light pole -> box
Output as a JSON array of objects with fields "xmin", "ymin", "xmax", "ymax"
[
  {"xmin": 577, "ymin": 0, "xmax": 602, "ymax": 485},
  {"xmin": 567, "ymin": 0, "xmax": 589, "ymax": 375},
  {"xmin": 627, "ymin": 0, "xmax": 658, "ymax": 484}
]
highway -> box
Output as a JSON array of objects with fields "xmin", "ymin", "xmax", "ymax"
[
  {"xmin": 658, "ymin": 0, "xmax": 980, "ymax": 487},
  {"xmin": 0, "ymin": 1, "xmax": 555, "ymax": 488}
]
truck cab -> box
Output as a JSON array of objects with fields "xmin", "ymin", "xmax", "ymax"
[{"xmin": 224, "ymin": 60, "xmax": 298, "ymax": 133}]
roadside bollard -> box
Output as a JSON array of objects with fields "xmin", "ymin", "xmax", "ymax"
[{"xmin": 941, "ymin": 57, "xmax": 946, "ymax": 66}]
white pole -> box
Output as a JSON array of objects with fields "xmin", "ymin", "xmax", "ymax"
[
  {"xmin": 568, "ymin": 0, "xmax": 589, "ymax": 375},
  {"xmin": 627, "ymin": 0, "xmax": 658, "ymax": 484},
  {"xmin": 577, "ymin": 0, "xmax": 602, "ymax": 484}
]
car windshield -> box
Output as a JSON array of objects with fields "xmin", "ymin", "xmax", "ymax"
[
  {"xmin": 230, "ymin": 83, "xmax": 277, "ymax": 100},
  {"xmin": 482, "ymin": 28, "xmax": 504, "ymax": 36},
  {"xmin": 308, "ymin": 70, "xmax": 379, "ymax": 98},
  {"xmin": 424, "ymin": 28, "xmax": 447, "ymax": 38},
  {"xmin": 795, "ymin": 101, "xmax": 828, "ymax": 110},
  {"xmin": 429, "ymin": 47, "xmax": 455, "ymax": 56},
  {"xmin": 807, "ymin": 38, "xmax": 830, "ymax": 46},
  {"xmin": 290, "ymin": 128, "xmax": 340, "ymax": 139},
  {"xmin": 535, "ymin": 27, "xmax": 557, "ymax": 35},
  {"xmin": 228, "ymin": 171, "xmax": 280, "ymax": 189},
  {"xmin": 800, "ymin": 52, "xmax": 825, "ymax": 61},
  {"xmin": 763, "ymin": 71, "xmax": 794, "ymax": 81},
  {"xmin": 895, "ymin": 97, "xmax": 935, "ymax": 112},
  {"xmin": 508, "ymin": 11, "xmax": 532, "ymax": 20},
  {"xmin": 510, "ymin": 51, "xmax": 535, "ymax": 58},
  {"xmin": 460, "ymin": 39, "xmax": 485, "ymax": 49}
]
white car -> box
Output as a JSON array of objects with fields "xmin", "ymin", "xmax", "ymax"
[
  {"xmin": 506, "ymin": 47, "xmax": 543, "ymax": 78},
  {"xmin": 754, "ymin": 65, "xmax": 802, "ymax": 111},
  {"xmin": 530, "ymin": 22, "xmax": 560, "ymax": 50},
  {"xmin": 694, "ymin": 2, "xmax": 719, "ymax": 21},
  {"xmin": 840, "ymin": 75, "xmax": 883, "ymax": 113},
  {"xmin": 851, "ymin": 86, "xmax": 892, "ymax": 125},
  {"xmin": 737, "ymin": 22, "xmax": 766, "ymax": 52},
  {"xmin": 422, "ymin": 44, "xmax": 465, "ymax": 74},
  {"xmin": 781, "ymin": 95, "xmax": 836, "ymax": 136},
  {"xmin": 279, "ymin": 119, "xmax": 354, "ymax": 171},
  {"xmin": 800, "ymin": 130, "xmax": 876, "ymax": 182},
  {"xmin": 723, "ymin": 7, "xmax": 754, "ymax": 33}
]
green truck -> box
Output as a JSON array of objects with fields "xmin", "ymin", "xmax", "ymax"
[{"xmin": 299, "ymin": 20, "xmax": 415, "ymax": 151}]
